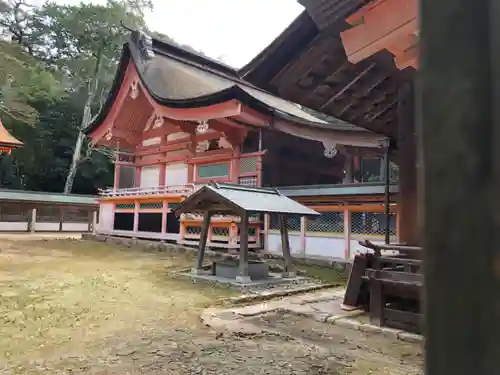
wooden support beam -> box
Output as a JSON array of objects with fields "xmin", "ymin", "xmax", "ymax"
[
  {"xmin": 237, "ymin": 212, "xmax": 250, "ymax": 282},
  {"xmin": 279, "ymin": 214, "xmax": 295, "ymax": 277},
  {"xmin": 194, "ymin": 211, "xmax": 212, "ymax": 272},
  {"xmin": 397, "ymin": 82, "xmax": 418, "ymax": 245},
  {"xmin": 421, "ymin": 0, "xmax": 500, "ymax": 373}
]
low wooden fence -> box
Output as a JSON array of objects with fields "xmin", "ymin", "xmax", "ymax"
[{"xmin": 0, "ymin": 189, "xmax": 98, "ymax": 233}]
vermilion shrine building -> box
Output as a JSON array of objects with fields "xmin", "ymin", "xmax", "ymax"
[{"xmin": 88, "ymin": 30, "xmax": 399, "ymax": 260}]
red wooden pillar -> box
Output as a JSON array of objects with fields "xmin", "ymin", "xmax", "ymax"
[
  {"xmin": 256, "ymin": 154, "xmax": 263, "ymax": 187},
  {"xmin": 159, "ymin": 163, "xmax": 166, "ymax": 186},
  {"xmin": 113, "ymin": 164, "xmax": 120, "ymax": 191},
  {"xmin": 135, "ymin": 166, "xmax": 141, "ymax": 188},
  {"xmin": 230, "ymin": 147, "xmax": 240, "ymax": 184}
]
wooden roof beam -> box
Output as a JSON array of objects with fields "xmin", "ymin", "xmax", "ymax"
[
  {"xmin": 366, "ymin": 98, "xmax": 398, "ymax": 121},
  {"xmin": 306, "ymin": 62, "xmax": 351, "ymax": 97},
  {"xmin": 395, "ymin": 44, "xmax": 419, "ymax": 70},
  {"xmin": 340, "ymin": 0, "xmax": 418, "ymax": 64},
  {"xmin": 235, "ymin": 106, "xmax": 270, "ymax": 127},
  {"xmin": 319, "ymin": 62, "xmax": 377, "ymax": 110},
  {"xmin": 90, "ymin": 64, "xmax": 137, "ymax": 144}
]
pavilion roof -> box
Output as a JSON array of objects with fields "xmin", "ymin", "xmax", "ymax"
[
  {"xmin": 0, "ymin": 118, "xmax": 23, "ymax": 149},
  {"xmin": 174, "ymin": 183, "xmax": 320, "ymax": 217},
  {"xmin": 87, "ymin": 30, "xmax": 385, "ymax": 147}
]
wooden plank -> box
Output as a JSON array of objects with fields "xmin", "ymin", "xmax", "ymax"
[
  {"xmin": 359, "ymin": 240, "xmax": 422, "ymax": 252},
  {"xmin": 384, "ymin": 308, "xmax": 421, "ymax": 333},
  {"xmin": 365, "ymin": 269, "xmax": 423, "ymax": 284},
  {"xmin": 380, "ymin": 257, "xmax": 422, "ymax": 266},
  {"xmin": 384, "ymin": 308, "xmax": 421, "ymax": 326},
  {"xmin": 369, "ymin": 277, "xmax": 383, "ymax": 326},
  {"xmin": 343, "ymin": 254, "xmax": 368, "ymax": 308}
]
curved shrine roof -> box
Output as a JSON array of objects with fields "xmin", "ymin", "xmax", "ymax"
[{"xmin": 88, "ymin": 31, "xmax": 382, "ymax": 142}]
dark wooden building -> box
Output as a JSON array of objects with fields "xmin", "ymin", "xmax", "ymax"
[{"xmin": 239, "ymin": 0, "xmax": 418, "ymax": 245}]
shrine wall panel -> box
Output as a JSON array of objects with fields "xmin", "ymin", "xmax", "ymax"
[
  {"xmin": 138, "ymin": 213, "xmax": 162, "ymax": 233},
  {"xmin": 113, "ymin": 213, "xmax": 134, "ymax": 231}
]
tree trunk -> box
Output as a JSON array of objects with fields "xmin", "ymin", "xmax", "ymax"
[
  {"xmin": 63, "ymin": 130, "xmax": 86, "ymax": 194},
  {"xmin": 63, "ymin": 45, "xmax": 103, "ymax": 194}
]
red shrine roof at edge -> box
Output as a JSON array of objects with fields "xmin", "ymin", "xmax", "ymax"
[{"xmin": 86, "ymin": 30, "xmax": 387, "ymax": 149}]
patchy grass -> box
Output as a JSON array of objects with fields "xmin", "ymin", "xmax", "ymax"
[
  {"xmin": 298, "ymin": 263, "xmax": 348, "ymax": 285},
  {"xmin": 0, "ymin": 239, "xmax": 421, "ymax": 375},
  {"xmin": 266, "ymin": 258, "xmax": 348, "ymax": 285},
  {"xmin": 0, "ymin": 239, "xmax": 236, "ymax": 369}
]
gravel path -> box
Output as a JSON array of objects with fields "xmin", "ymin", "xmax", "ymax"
[{"xmin": 13, "ymin": 312, "xmax": 423, "ymax": 375}]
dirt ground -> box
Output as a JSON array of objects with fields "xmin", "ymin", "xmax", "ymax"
[{"xmin": 0, "ymin": 239, "xmax": 423, "ymax": 375}]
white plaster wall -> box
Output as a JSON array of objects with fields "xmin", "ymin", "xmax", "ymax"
[
  {"xmin": 140, "ymin": 166, "xmax": 161, "ymax": 188},
  {"xmin": 0, "ymin": 222, "xmax": 28, "ymax": 231},
  {"xmin": 99, "ymin": 203, "xmax": 114, "ymax": 232},
  {"xmin": 305, "ymin": 235, "xmax": 346, "ymax": 259},
  {"xmin": 266, "ymin": 232, "xmax": 397, "ymax": 261},
  {"xmin": 266, "ymin": 232, "xmax": 302, "ymax": 255},
  {"xmin": 165, "ymin": 163, "xmax": 188, "ymax": 186},
  {"xmin": 34, "ymin": 222, "xmax": 59, "ymax": 232},
  {"xmin": 62, "ymin": 223, "xmax": 89, "ymax": 232}
]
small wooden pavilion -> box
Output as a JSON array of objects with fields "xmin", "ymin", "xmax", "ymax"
[{"xmin": 174, "ymin": 183, "xmax": 319, "ymax": 282}]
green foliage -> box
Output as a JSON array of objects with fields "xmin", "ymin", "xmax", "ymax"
[
  {"xmin": 29, "ymin": 0, "xmax": 151, "ymax": 102},
  {"xmin": 9, "ymin": 95, "xmax": 113, "ymax": 193},
  {"xmin": 0, "ymin": 0, "xmax": 199, "ymax": 194},
  {"xmin": 0, "ymin": 41, "xmax": 62, "ymax": 124}
]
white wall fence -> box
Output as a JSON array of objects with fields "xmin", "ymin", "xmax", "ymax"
[
  {"xmin": 263, "ymin": 208, "xmax": 398, "ymax": 261},
  {"xmin": 97, "ymin": 201, "xmax": 397, "ymax": 262},
  {"xmin": 0, "ymin": 205, "xmax": 98, "ymax": 233}
]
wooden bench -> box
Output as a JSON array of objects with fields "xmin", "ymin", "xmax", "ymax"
[{"xmin": 343, "ymin": 240, "xmax": 423, "ymax": 333}]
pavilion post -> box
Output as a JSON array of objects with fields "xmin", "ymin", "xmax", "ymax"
[
  {"xmin": 193, "ymin": 210, "xmax": 211, "ymax": 273},
  {"xmin": 279, "ymin": 214, "xmax": 295, "ymax": 277},
  {"xmin": 237, "ymin": 211, "xmax": 251, "ymax": 283},
  {"xmin": 421, "ymin": 0, "xmax": 500, "ymax": 373}
]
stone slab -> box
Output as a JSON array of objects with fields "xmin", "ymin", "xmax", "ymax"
[
  {"xmin": 334, "ymin": 318, "xmax": 362, "ymax": 330},
  {"xmin": 398, "ymin": 331, "xmax": 424, "ymax": 343}
]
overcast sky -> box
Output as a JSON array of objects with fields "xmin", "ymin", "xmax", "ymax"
[{"xmin": 34, "ymin": 0, "xmax": 304, "ymax": 68}]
